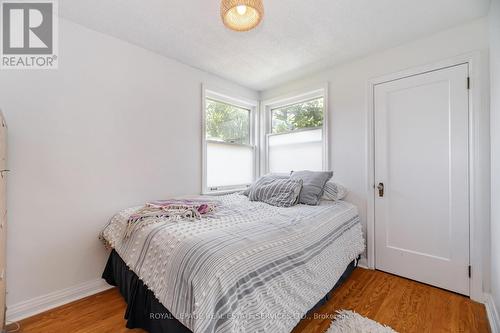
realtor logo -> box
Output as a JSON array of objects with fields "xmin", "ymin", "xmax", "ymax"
[{"xmin": 1, "ymin": 0, "xmax": 58, "ymax": 69}]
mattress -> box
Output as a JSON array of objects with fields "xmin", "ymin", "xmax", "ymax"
[{"xmin": 100, "ymin": 193, "xmax": 365, "ymax": 333}]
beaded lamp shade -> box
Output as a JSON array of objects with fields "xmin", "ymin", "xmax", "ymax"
[{"xmin": 221, "ymin": 0, "xmax": 264, "ymax": 32}]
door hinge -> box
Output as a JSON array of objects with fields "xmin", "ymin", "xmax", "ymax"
[
  {"xmin": 467, "ymin": 77, "xmax": 471, "ymax": 90},
  {"xmin": 468, "ymin": 265, "xmax": 471, "ymax": 278}
]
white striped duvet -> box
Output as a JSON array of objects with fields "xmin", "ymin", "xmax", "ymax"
[{"xmin": 101, "ymin": 193, "xmax": 365, "ymax": 333}]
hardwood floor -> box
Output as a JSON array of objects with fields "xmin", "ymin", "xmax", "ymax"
[
  {"xmin": 292, "ymin": 268, "xmax": 489, "ymax": 333},
  {"xmin": 7, "ymin": 268, "xmax": 490, "ymax": 333}
]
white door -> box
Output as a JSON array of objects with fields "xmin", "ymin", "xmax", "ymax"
[{"xmin": 374, "ymin": 64, "xmax": 470, "ymax": 295}]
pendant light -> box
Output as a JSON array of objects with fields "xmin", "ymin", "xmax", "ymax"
[{"xmin": 221, "ymin": 0, "xmax": 264, "ymax": 32}]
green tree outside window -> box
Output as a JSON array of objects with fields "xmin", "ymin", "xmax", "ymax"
[
  {"xmin": 206, "ymin": 99, "xmax": 250, "ymax": 144},
  {"xmin": 271, "ymin": 98, "xmax": 324, "ymax": 134}
]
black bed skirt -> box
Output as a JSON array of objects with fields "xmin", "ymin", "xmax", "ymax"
[{"xmin": 102, "ymin": 250, "xmax": 358, "ymax": 333}]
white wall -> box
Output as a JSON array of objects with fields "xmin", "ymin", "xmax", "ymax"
[
  {"xmin": 0, "ymin": 18, "xmax": 257, "ymax": 309},
  {"xmin": 262, "ymin": 18, "xmax": 491, "ymax": 293},
  {"xmin": 0, "ymin": 11, "xmax": 494, "ymax": 320},
  {"xmin": 489, "ymin": 0, "xmax": 500, "ymax": 314}
]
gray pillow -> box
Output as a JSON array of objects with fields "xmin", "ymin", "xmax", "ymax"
[
  {"xmin": 248, "ymin": 177, "xmax": 303, "ymax": 207},
  {"xmin": 290, "ymin": 170, "xmax": 333, "ymax": 205},
  {"xmin": 242, "ymin": 173, "xmax": 289, "ymax": 196},
  {"xmin": 322, "ymin": 181, "xmax": 348, "ymax": 201}
]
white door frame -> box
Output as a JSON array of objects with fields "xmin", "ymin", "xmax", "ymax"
[{"xmin": 366, "ymin": 52, "xmax": 486, "ymax": 302}]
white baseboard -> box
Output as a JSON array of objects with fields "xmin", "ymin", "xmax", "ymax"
[
  {"xmin": 357, "ymin": 257, "xmax": 369, "ymax": 269},
  {"xmin": 485, "ymin": 293, "xmax": 500, "ymax": 333},
  {"xmin": 6, "ymin": 278, "xmax": 113, "ymax": 322}
]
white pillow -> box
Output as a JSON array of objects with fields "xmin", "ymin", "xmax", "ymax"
[{"xmin": 322, "ymin": 181, "xmax": 348, "ymax": 201}]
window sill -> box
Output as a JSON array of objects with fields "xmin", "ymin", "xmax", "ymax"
[{"xmin": 202, "ymin": 188, "xmax": 247, "ymax": 196}]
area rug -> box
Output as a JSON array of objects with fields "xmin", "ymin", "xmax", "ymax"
[{"xmin": 326, "ymin": 310, "xmax": 398, "ymax": 333}]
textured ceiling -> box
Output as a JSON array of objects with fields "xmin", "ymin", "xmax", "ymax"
[{"xmin": 60, "ymin": 0, "xmax": 491, "ymax": 90}]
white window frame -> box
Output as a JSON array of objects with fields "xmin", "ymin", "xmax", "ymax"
[
  {"xmin": 261, "ymin": 84, "xmax": 329, "ymax": 174},
  {"xmin": 202, "ymin": 86, "xmax": 259, "ymax": 194}
]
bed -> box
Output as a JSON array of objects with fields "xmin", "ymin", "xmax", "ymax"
[{"xmin": 100, "ymin": 193, "xmax": 365, "ymax": 333}]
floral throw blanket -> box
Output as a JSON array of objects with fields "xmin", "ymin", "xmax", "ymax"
[{"xmin": 124, "ymin": 199, "xmax": 218, "ymax": 237}]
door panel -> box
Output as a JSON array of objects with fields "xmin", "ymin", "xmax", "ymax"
[{"xmin": 374, "ymin": 64, "xmax": 470, "ymax": 295}]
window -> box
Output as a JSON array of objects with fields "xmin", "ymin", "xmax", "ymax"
[
  {"xmin": 264, "ymin": 89, "xmax": 327, "ymax": 173},
  {"xmin": 203, "ymin": 89, "xmax": 257, "ymax": 193},
  {"xmin": 271, "ymin": 98, "xmax": 324, "ymax": 134}
]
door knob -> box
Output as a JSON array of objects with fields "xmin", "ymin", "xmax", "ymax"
[{"xmin": 377, "ymin": 183, "xmax": 384, "ymax": 197}]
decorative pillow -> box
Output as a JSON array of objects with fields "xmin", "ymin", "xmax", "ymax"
[
  {"xmin": 322, "ymin": 181, "xmax": 348, "ymax": 201},
  {"xmin": 290, "ymin": 170, "xmax": 333, "ymax": 205},
  {"xmin": 248, "ymin": 177, "xmax": 303, "ymax": 207},
  {"xmin": 242, "ymin": 173, "xmax": 289, "ymax": 196}
]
